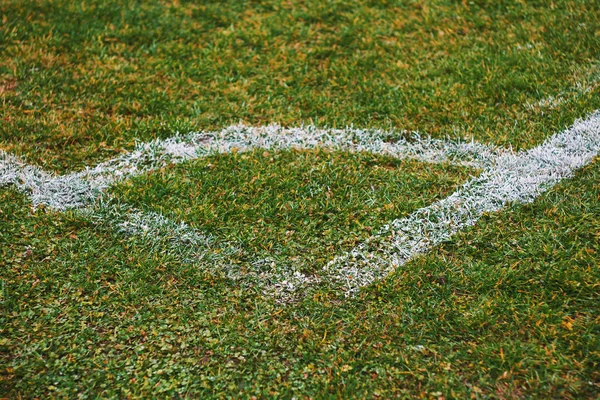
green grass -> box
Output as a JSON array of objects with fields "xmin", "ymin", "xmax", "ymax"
[
  {"xmin": 111, "ymin": 149, "xmax": 470, "ymax": 269},
  {"xmin": 1, "ymin": 0, "xmax": 600, "ymax": 398},
  {"xmin": 1, "ymin": 156, "xmax": 599, "ymax": 398},
  {"xmin": 1, "ymin": 0, "xmax": 599, "ymax": 171}
]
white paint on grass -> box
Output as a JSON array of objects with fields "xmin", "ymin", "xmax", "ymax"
[
  {"xmin": 68, "ymin": 125, "xmax": 502, "ymax": 206},
  {"xmin": 83, "ymin": 200, "xmax": 215, "ymax": 256},
  {"xmin": 1, "ymin": 114, "xmax": 599, "ymax": 299},
  {"xmin": 0, "ymin": 125, "xmax": 500, "ymax": 300},
  {"xmin": 1, "ymin": 125, "xmax": 500, "ymax": 211},
  {"xmin": 323, "ymin": 112, "xmax": 600, "ymax": 295},
  {"xmin": 0, "ymin": 151, "xmax": 99, "ymax": 210},
  {"xmin": 83, "ymin": 201, "xmax": 321, "ymax": 299},
  {"xmin": 525, "ymin": 62, "xmax": 600, "ymax": 112}
]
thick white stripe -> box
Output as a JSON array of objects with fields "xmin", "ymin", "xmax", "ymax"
[
  {"xmin": 1, "ymin": 125, "xmax": 499, "ymax": 211},
  {"xmin": 1, "ymin": 126, "xmax": 498, "ymax": 211},
  {"xmin": 2, "ymin": 115, "xmax": 599, "ymax": 300},
  {"xmin": 69, "ymin": 125, "xmax": 501, "ymax": 204},
  {"xmin": 322, "ymin": 112, "xmax": 600, "ymax": 295},
  {"xmin": 0, "ymin": 152, "xmax": 99, "ymax": 210}
]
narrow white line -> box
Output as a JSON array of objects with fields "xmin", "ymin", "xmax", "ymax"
[
  {"xmin": 1, "ymin": 125, "xmax": 498, "ymax": 211},
  {"xmin": 70, "ymin": 124, "xmax": 501, "ymax": 201},
  {"xmin": 83, "ymin": 200, "xmax": 319, "ymax": 298},
  {"xmin": 0, "ymin": 152, "xmax": 241, "ymax": 276},
  {"xmin": 323, "ymin": 112, "xmax": 600, "ymax": 295},
  {"xmin": 525, "ymin": 61, "xmax": 599, "ymax": 112},
  {"xmin": 83, "ymin": 200, "xmax": 216, "ymax": 257}
]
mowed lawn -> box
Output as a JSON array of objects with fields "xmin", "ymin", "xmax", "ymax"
[{"xmin": 1, "ymin": 0, "xmax": 600, "ymax": 398}]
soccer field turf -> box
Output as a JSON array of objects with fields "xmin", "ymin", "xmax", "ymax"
[{"xmin": 1, "ymin": 0, "xmax": 599, "ymax": 398}]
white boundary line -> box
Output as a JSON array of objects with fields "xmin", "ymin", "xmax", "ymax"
[
  {"xmin": 74, "ymin": 124, "xmax": 501, "ymax": 195},
  {"xmin": 323, "ymin": 112, "xmax": 600, "ymax": 295},
  {"xmin": 1, "ymin": 125, "xmax": 499, "ymax": 299},
  {"xmin": 0, "ymin": 125, "xmax": 502, "ymax": 211},
  {"xmin": 2, "ymin": 115, "xmax": 599, "ymax": 299}
]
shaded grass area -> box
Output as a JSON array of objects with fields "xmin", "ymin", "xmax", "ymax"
[
  {"xmin": 111, "ymin": 149, "xmax": 470, "ymax": 269},
  {"xmin": 1, "ymin": 0, "xmax": 599, "ymax": 171},
  {"xmin": 1, "ymin": 157, "xmax": 598, "ymax": 398}
]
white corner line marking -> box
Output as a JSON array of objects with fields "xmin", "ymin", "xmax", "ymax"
[
  {"xmin": 0, "ymin": 125, "xmax": 501, "ymax": 211},
  {"xmin": 323, "ymin": 111, "xmax": 600, "ymax": 295},
  {"xmin": 1, "ymin": 115, "xmax": 599, "ymax": 299}
]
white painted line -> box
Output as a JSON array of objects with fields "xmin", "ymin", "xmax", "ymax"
[
  {"xmin": 0, "ymin": 125, "xmax": 500, "ymax": 300},
  {"xmin": 84, "ymin": 200, "xmax": 215, "ymax": 256},
  {"xmin": 1, "ymin": 125, "xmax": 500, "ymax": 212},
  {"xmin": 83, "ymin": 200, "xmax": 319, "ymax": 299},
  {"xmin": 2, "ymin": 125, "xmax": 499, "ymax": 211},
  {"xmin": 69, "ymin": 125, "xmax": 502, "ymax": 204},
  {"xmin": 0, "ymin": 151, "xmax": 99, "ymax": 210},
  {"xmin": 323, "ymin": 111, "xmax": 600, "ymax": 295},
  {"xmin": 2, "ymin": 114, "xmax": 599, "ymax": 300}
]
